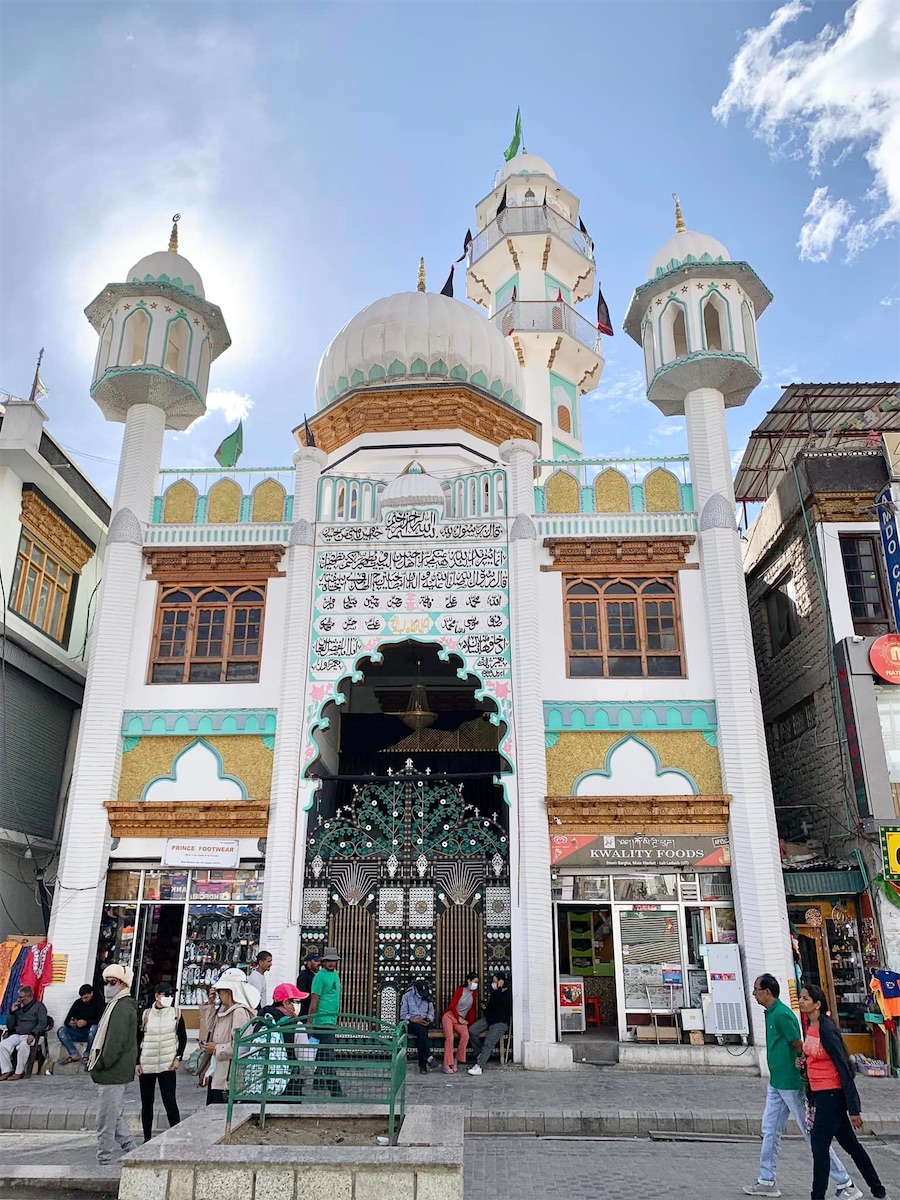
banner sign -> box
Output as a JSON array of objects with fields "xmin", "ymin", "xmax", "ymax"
[
  {"xmin": 876, "ymin": 484, "xmax": 900, "ymax": 631},
  {"xmin": 881, "ymin": 826, "xmax": 900, "ymax": 881},
  {"xmin": 163, "ymin": 838, "xmax": 240, "ymax": 868},
  {"xmin": 549, "ymin": 832, "xmax": 730, "ymax": 867},
  {"xmin": 869, "ymin": 634, "xmax": 900, "ymax": 685}
]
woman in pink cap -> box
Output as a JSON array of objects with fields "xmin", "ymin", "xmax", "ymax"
[{"xmin": 257, "ymin": 981, "xmax": 312, "ymax": 1096}]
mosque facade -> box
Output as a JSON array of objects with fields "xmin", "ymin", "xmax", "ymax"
[{"xmin": 45, "ymin": 152, "xmax": 793, "ymax": 1066}]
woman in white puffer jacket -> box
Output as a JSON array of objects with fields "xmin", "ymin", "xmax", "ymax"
[{"xmin": 137, "ymin": 983, "xmax": 186, "ymax": 1142}]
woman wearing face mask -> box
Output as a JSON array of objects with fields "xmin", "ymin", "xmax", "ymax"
[
  {"xmin": 799, "ymin": 984, "xmax": 887, "ymax": 1200},
  {"xmin": 136, "ymin": 983, "xmax": 186, "ymax": 1143},
  {"xmin": 440, "ymin": 972, "xmax": 478, "ymax": 1074},
  {"xmin": 200, "ymin": 968, "xmax": 259, "ymax": 1105},
  {"xmin": 257, "ymin": 983, "xmax": 311, "ymax": 1096}
]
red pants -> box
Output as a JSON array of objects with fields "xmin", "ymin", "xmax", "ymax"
[{"xmin": 441, "ymin": 1012, "xmax": 469, "ymax": 1069}]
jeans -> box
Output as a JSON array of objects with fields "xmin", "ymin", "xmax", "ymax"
[
  {"xmin": 95, "ymin": 1082, "xmax": 136, "ymax": 1163},
  {"xmin": 441, "ymin": 1013, "xmax": 469, "ymax": 1068},
  {"xmin": 758, "ymin": 1085, "xmax": 850, "ymax": 1186},
  {"xmin": 58, "ymin": 1024, "xmax": 98, "ymax": 1059},
  {"xmin": 138, "ymin": 1070, "xmax": 181, "ymax": 1142},
  {"xmin": 408, "ymin": 1022, "xmax": 431, "ymax": 1068},
  {"xmin": 313, "ymin": 1029, "xmax": 341, "ymax": 1096},
  {"xmin": 468, "ymin": 1018, "xmax": 508, "ymax": 1068},
  {"xmin": 810, "ymin": 1089, "xmax": 886, "ymax": 1200}
]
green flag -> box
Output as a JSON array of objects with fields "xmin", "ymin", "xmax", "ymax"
[
  {"xmin": 503, "ymin": 107, "xmax": 522, "ymax": 162},
  {"xmin": 214, "ymin": 420, "xmax": 243, "ymax": 468}
]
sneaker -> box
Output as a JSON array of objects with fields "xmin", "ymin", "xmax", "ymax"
[
  {"xmin": 468, "ymin": 1064, "xmax": 482, "ymax": 1076},
  {"xmin": 742, "ymin": 1185, "xmax": 781, "ymax": 1198},
  {"xmin": 419, "ymin": 1065, "xmax": 429, "ymax": 1075},
  {"xmin": 834, "ymin": 1187, "xmax": 863, "ymax": 1200},
  {"xmin": 121, "ymin": 1142, "xmax": 137, "ymax": 1154}
]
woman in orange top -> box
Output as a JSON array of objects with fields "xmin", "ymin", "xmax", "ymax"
[
  {"xmin": 799, "ymin": 984, "xmax": 887, "ymax": 1200},
  {"xmin": 440, "ymin": 972, "xmax": 478, "ymax": 1074}
]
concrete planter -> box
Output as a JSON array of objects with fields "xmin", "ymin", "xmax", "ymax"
[{"xmin": 119, "ymin": 1103, "xmax": 464, "ymax": 1200}]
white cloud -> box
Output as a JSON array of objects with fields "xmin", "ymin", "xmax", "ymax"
[
  {"xmin": 797, "ymin": 186, "xmax": 854, "ymax": 262},
  {"xmin": 881, "ymin": 293, "xmax": 900, "ymax": 306},
  {"xmin": 714, "ymin": 0, "xmax": 900, "ymax": 262},
  {"xmin": 647, "ymin": 421, "xmax": 685, "ymax": 446},
  {"xmin": 596, "ymin": 368, "xmax": 647, "ymax": 414},
  {"xmin": 185, "ymin": 388, "xmax": 253, "ymax": 434}
]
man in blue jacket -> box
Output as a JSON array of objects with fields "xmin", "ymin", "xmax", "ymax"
[{"xmin": 400, "ymin": 979, "xmax": 435, "ymax": 1074}]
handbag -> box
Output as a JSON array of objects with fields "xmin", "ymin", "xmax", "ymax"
[{"xmin": 182, "ymin": 1046, "xmax": 205, "ymax": 1075}]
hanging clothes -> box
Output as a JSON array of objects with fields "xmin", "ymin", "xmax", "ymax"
[
  {"xmin": 20, "ymin": 942, "xmax": 53, "ymax": 1001},
  {"xmin": 0, "ymin": 946, "xmax": 30, "ymax": 1017},
  {"xmin": 0, "ymin": 942, "xmax": 25, "ymax": 1014},
  {"xmin": 870, "ymin": 970, "xmax": 900, "ymax": 1029}
]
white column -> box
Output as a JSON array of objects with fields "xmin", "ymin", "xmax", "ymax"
[
  {"xmin": 500, "ymin": 438, "xmax": 573, "ymax": 1069},
  {"xmin": 45, "ymin": 403, "xmax": 166, "ymax": 1022},
  {"xmin": 685, "ymin": 388, "xmax": 793, "ymax": 1049},
  {"xmin": 260, "ymin": 447, "xmax": 327, "ymax": 983}
]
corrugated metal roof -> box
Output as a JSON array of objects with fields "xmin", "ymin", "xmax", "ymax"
[
  {"xmin": 782, "ymin": 869, "xmax": 864, "ymax": 896},
  {"xmin": 735, "ymin": 382, "xmax": 900, "ymax": 503}
]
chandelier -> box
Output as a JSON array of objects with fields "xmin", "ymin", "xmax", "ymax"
[{"xmin": 399, "ymin": 682, "xmax": 437, "ymax": 731}]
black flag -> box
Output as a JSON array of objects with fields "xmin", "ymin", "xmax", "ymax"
[
  {"xmin": 596, "ymin": 282, "xmax": 614, "ymax": 338},
  {"xmin": 456, "ymin": 229, "xmax": 473, "ymax": 263},
  {"xmin": 440, "ymin": 265, "xmax": 454, "ymax": 297},
  {"xmin": 579, "ymin": 216, "xmax": 590, "ymax": 238},
  {"xmin": 303, "ymin": 414, "xmax": 316, "ymax": 448},
  {"xmin": 497, "ymin": 185, "xmax": 507, "ymax": 217}
]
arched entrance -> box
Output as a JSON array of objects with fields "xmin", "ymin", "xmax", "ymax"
[{"xmin": 301, "ymin": 641, "xmax": 511, "ymax": 1022}]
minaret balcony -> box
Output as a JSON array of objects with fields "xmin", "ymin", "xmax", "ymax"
[
  {"xmin": 467, "ymin": 206, "xmax": 595, "ymax": 307},
  {"xmin": 492, "ymin": 300, "xmax": 604, "ymax": 395}
]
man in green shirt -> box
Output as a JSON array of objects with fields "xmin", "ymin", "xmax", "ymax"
[
  {"xmin": 308, "ymin": 947, "xmax": 342, "ymax": 1096},
  {"xmin": 743, "ymin": 973, "xmax": 859, "ymax": 1198}
]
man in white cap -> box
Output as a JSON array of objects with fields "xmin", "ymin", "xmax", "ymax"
[{"xmin": 88, "ymin": 964, "xmax": 138, "ymax": 1164}]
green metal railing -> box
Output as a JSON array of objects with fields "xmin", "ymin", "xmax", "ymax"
[{"xmin": 226, "ymin": 1013, "xmax": 408, "ymax": 1139}]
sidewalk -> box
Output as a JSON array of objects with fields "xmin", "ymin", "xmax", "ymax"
[{"xmin": 1, "ymin": 1063, "xmax": 899, "ymax": 1135}]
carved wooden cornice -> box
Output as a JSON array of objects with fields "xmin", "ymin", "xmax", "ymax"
[
  {"xmin": 144, "ymin": 546, "xmax": 285, "ymax": 581},
  {"xmin": 547, "ymin": 793, "xmax": 731, "ymax": 835},
  {"xmin": 542, "ymin": 536, "xmax": 697, "ymax": 572},
  {"xmin": 297, "ymin": 385, "xmax": 539, "ymax": 454},
  {"xmin": 20, "ymin": 490, "xmax": 94, "ymax": 572},
  {"xmin": 104, "ymin": 799, "xmax": 269, "ymax": 838},
  {"xmin": 811, "ymin": 492, "xmax": 878, "ymax": 523}
]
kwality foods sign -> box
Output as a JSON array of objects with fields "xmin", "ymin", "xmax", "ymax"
[{"xmin": 550, "ymin": 832, "xmax": 731, "ymax": 867}]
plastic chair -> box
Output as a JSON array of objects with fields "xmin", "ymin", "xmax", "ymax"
[{"xmin": 584, "ymin": 997, "xmax": 602, "ymax": 1028}]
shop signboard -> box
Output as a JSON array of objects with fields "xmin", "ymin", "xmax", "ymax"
[
  {"xmin": 881, "ymin": 826, "xmax": 900, "ymax": 880},
  {"xmin": 549, "ymin": 832, "xmax": 730, "ymax": 867},
  {"xmin": 869, "ymin": 634, "xmax": 900, "ymax": 685},
  {"xmin": 163, "ymin": 838, "xmax": 240, "ymax": 868},
  {"xmin": 876, "ymin": 484, "xmax": 900, "ymax": 631}
]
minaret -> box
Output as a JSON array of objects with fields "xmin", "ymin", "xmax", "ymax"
[
  {"xmin": 45, "ymin": 220, "xmax": 230, "ymax": 1013},
  {"xmin": 624, "ymin": 198, "xmax": 793, "ymax": 1049},
  {"xmin": 466, "ymin": 153, "xmax": 602, "ymax": 458}
]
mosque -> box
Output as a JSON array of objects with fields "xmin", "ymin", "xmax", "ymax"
[{"xmin": 45, "ymin": 149, "xmax": 793, "ymax": 1067}]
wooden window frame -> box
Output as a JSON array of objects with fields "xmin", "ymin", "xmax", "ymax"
[
  {"xmin": 10, "ymin": 529, "xmax": 78, "ymax": 645},
  {"xmin": 839, "ymin": 532, "xmax": 890, "ymax": 635},
  {"xmin": 563, "ymin": 574, "xmax": 685, "ymax": 679},
  {"xmin": 148, "ymin": 581, "xmax": 267, "ymax": 684}
]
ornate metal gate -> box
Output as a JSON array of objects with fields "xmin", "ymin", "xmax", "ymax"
[{"xmin": 301, "ymin": 759, "xmax": 511, "ymax": 1021}]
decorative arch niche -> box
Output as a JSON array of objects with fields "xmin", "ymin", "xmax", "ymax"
[{"xmin": 545, "ymin": 469, "xmax": 580, "ymax": 513}]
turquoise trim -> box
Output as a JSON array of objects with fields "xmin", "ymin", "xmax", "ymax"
[
  {"xmin": 551, "ymin": 439, "xmax": 580, "ymax": 460},
  {"xmin": 633, "ymin": 260, "xmax": 773, "ymax": 304},
  {"xmin": 702, "ymin": 731, "xmax": 719, "ymax": 748},
  {"xmin": 430, "ymin": 359, "xmax": 448, "ymax": 376},
  {"xmin": 471, "ymin": 369, "xmax": 488, "ymax": 389},
  {"xmin": 91, "ymin": 365, "xmax": 203, "ymax": 407},
  {"xmin": 700, "ymin": 284, "xmax": 735, "ymax": 352},
  {"xmin": 450, "ymin": 364, "xmax": 467, "ymax": 381},
  {"xmin": 680, "ymin": 483, "xmax": 693, "ymax": 511},
  {"xmin": 580, "ymin": 486, "xmax": 594, "ymax": 512},
  {"xmin": 387, "ymin": 361, "xmax": 406, "ymax": 378},
  {"xmin": 139, "ymin": 737, "xmax": 247, "ymax": 801},
  {"xmin": 658, "ymin": 295, "xmax": 690, "ymax": 361},
  {"xmin": 543, "ymin": 700, "xmax": 717, "ymax": 733},
  {"xmin": 502, "ymin": 388, "xmax": 516, "ymax": 406},
  {"xmin": 196, "ymin": 494, "xmax": 209, "ymax": 522},
  {"xmin": 284, "ymin": 495, "xmax": 294, "ymax": 521},
  {"xmin": 116, "ymin": 307, "xmax": 152, "ymax": 367},
  {"xmin": 122, "ymin": 709, "xmax": 278, "ymax": 736},
  {"xmin": 151, "ymin": 497, "xmax": 163, "ymax": 523},
  {"xmin": 544, "ymin": 273, "xmax": 571, "ymax": 304},
  {"xmin": 162, "ymin": 313, "xmax": 194, "ymax": 379},
  {"xmin": 262, "ymin": 734, "xmax": 276, "ymax": 750},
  {"xmin": 337, "ymin": 375, "xmax": 349, "ymax": 392},
  {"xmin": 571, "ymin": 734, "xmax": 699, "ymax": 795},
  {"xmin": 550, "ymin": 371, "xmax": 578, "ymax": 438},
  {"xmin": 653, "ymin": 251, "xmax": 726, "ymax": 278},
  {"xmin": 545, "ymin": 732, "xmax": 559, "ymax": 751},
  {"xmin": 123, "ymin": 737, "xmax": 140, "ymax": 753},
  {"xmin": 490, "ymin": 378, "xmax": 503, "ymax": 396},
  {"xmin": 368, "ymin": 364, "xmax": 385, "ymax": 382},
  {"xmin": 534, "ymin": 486, "xmax": 546, "ymax": 514},
  {"xmin": 495, "ymin": 274, "xmax": 519, "ymax": 310},
  {"xmin": 631, "ymin": 484, "xmax": 645, "ymax": 512},
  {"xmin": 410, "ymin": 358, "xmax": 427, "ymax": 377},
  {"xmin": 351, "ymin": 369, "xmax": 365, "ymax": 386},
  {"xmin": 648, "ymin": 350, "xmax": 761, "ymax": 392},
  {"xmin": 239, "ymin": 495, "xmax": 252, "ymax": 521},
  {"xmin": 132, "ymin": 272, "xmax": 197, "ymax": 296}
]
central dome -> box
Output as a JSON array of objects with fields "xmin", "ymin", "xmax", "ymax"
[
  {"xmin": 127, "ymin": 250, "xmax": 205, "ymax": 298},
  {"xmin": 647, "ymin": 230, "xmax": 730, "ymax": 281},
  {"xmin": 315, "ymin": 291, "xmax": 523, "ymax": 410}
]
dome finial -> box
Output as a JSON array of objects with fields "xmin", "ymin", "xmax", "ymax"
[
  {"xmin": 672, "ymin": 194, "xmax": 686, "ymax": 235},
  {"xmin": 417, "ymin": 258, "xmax": 426, "ymax": 292},
  {"xmin": 168, "ymin": 213, "xmax": 181, "ymax": 253}
]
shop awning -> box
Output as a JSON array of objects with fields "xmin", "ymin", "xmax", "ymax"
[{"xmin": 782, "ymin": 869, "xmax": 864, "ymax": 896}]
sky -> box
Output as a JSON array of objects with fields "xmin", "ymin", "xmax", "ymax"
[{"xmin": 1, "ymin": 0, "xmax": 898, "ymax": 500}]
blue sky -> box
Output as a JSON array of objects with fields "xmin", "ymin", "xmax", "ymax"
[{"xmin": 1, "ymin": 0, "xmax": 898, "ymax": 499}]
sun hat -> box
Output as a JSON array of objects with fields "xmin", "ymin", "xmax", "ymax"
[
  {"xmin": 273, "ymin": 982, "xmax": 308, "ymax": 1003},
  {"xmin": 214, "ymin": 967, "xmax": 260, "ymax": 1010},
  {"xmin": 322, "ymin": 946, "xmax": 340, "ymax": 961},
  {"xmin": 103, "ymin": 963, "xmax": 134, "ymax": 988}
]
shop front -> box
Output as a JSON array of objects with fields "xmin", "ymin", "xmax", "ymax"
[{"xmin": 550, "ymin": 831, "xmax": 743, "ymax": 1043}]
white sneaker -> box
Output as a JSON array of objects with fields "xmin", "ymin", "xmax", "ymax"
[
  {"xmin": 467, "ymin": 1064, "xmax": 482, "ymax": 1076},
  {"xmin": 834, "ymin": 1187, "xmax": 863, "ymax": 1200},
  {"xmin": 742, "ymin": 1185, "xmax": 781, "ymax": 1198}
]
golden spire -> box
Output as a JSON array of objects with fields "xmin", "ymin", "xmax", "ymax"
[
  {"xmin": 168, "ymin": 213, "xmax": 181, "ymax": 253},
  {"xmin": 417, "ymin": 257, "xmax": 426, "ymax": 292},
  {"xmin": 672, "ymin": 194, "xmax": 686, "ymax": 235}
]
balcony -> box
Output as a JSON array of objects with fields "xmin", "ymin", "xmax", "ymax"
[
  {"xmin": 149, "ymin": 466, "xmax": 294, "ymax": 539},
  {"xmin": 468, "ymin": 205, "xmax": 593, "ymax": 265},
  {"xmin": 467, "ymin": 206, "xmax": 595, "ymax": 306},
  {"xmin": 492, "ymin": 300, "xmax": 601, "ymax": 354}
]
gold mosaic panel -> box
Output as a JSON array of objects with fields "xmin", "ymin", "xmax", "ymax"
[
  {"xmin": 593, "ymin": 469, "xmax": 630, "ymax": 514},
  {"xmin": 545, "ymin": 731, "xmax": 722, "ymax": 797},
  {"xmin": 161, "ymin": 480, "xmax": 198, "ymax": 524},
  {"xmin": 207, "ymin": 478, "xmax": 241, "ymax": 523},
  {"xmin": 545, "ymin": 470, "xmax": 580, "ymax": 514},
  {"xmin": 644, "ymin": 468, "xmax": 680, "ymax": 513},
  {"xmin": 251, "ymin": 479, "xmax": 286, "ymax": 522},
  {"xmin": 117, "ymin": 734, "xmax": 273, "ymax": 801}
]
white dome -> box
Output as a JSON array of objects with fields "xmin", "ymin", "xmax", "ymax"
[
  {"xmin": 315, "ymin": 290, "xmax": 523, "ymax": 410},
  {"xmin": 380, "ymin": 462, "xmax": 445, "ymax": 510},
  {"xmin": 498, "ymin": 153, "xmax": 556, "ymax": 182},
  {"xmin": 126, "ymin": 250, "xmax": 205, "ymax": 298},
  {"xmin": 647, "ymin": 230, "xmax": 730, "ymax": 281}
]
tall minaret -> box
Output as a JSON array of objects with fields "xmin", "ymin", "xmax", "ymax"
[
  {"xmin": 45, "ymin": 220, "xmax": 230, "ymax": 1014},
  {"xmin": 624, "ymin": 197, "xmax": 793, "ymax": 1049},
  {"xmin": 467, "ymin": 153, "xmax": 602, "ymax": 458}
]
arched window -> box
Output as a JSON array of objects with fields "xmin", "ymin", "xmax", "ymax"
[
  {"xmin": 702, "ymin": 295, "xmax": 729, "ymax": 351},
  {"xmin": 349, "ymin": 483, "xmax": 359, "ymax": 520},
  {"xmin": 741, "ymin": 301, "xmax": 757, "ymax": 365},
  {"xmin": 672, "ymin": 308, "xmax": 688, "ymax": 358},
  {"xmin": 164, "ymin": 317, "xmax": 191, "ymax": 375},
  {"xmin": 198, "ymin": 338, "xmax": 211, "ymax": 394},
  {"xmin": 96, "ymin": 319, "xmax": 114, "ymax": 376},
  {"xmin": 564, "ymin": 576, "xmax": 683, "ymax": 678},
  {"xmin": 336, "ymin": 483, "xmax": 346, "ymax": 520},
  {"xmin": 557, "ymin": 405, "xmax": 572, "ymax": 433},
  {"xmin": 482, "ymin": 476, "xmax": 491, "ymax": 515},
  {"xmin": 122, "ymin": 309, "xmax": 151, "ymax": 366},
  {"xmin": 150, "ymin": 583, "xmax": 266, "ymax": 684}
]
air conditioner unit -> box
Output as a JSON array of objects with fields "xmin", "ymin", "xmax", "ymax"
[{"xmin": 701, "ymin": 943, "xmax": 749, "ymax": 1037}]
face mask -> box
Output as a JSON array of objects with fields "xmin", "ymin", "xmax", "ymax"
[
  {"xmin": 469, "ymin": 982, "xmax": 478, "ymax": 992},
  {"xmin": 284, "ymin": 1002, "xmax": 297, "ymax": 1016},
  {"xmin": 157, "ymin": 996, "xmax": 174, "ymax": 1008},
  {"xmin": 491, "ymin": 982, "xmax": 498, "ymax": 990},
  {"xmin": 104, "ymin": 985, "xmax": 119, "ymax": 1002}
]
